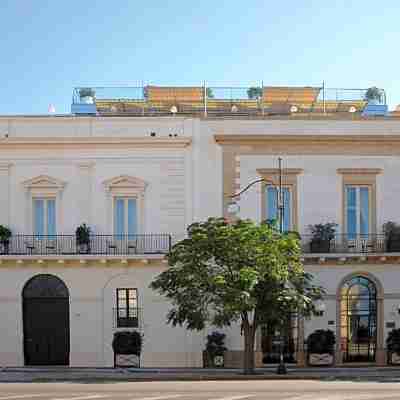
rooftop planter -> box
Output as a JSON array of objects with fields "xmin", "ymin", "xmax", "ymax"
[
  {"xmin": 307, "ymin": 329, "xmax": 335, "ymax": 366},
  {"xmin": 78, "ymin": 88, "xmax": 96, "ymax": 104},
  {"xmin": 308, "ymin": 222, "xmax": 337, "ymax": 253},
  {"xmin": 365, "ymin": 87, "xmax": 383, "ymax": 105}
]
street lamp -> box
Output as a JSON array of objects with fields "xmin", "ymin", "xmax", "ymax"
[{"xmin": 226, "ymin": 158, "xmax": 288, "ymax": 374}]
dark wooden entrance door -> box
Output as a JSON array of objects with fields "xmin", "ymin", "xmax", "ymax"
[{"xmin": 23, "ymin": 274, "xmax": 70, "ymax": 366}]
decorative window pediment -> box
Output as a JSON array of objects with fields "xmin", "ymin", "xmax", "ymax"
[
  {"xmin": 103, "ymin": 175, "xmax": 147, "ymax": 195},
  {"xmin": 22, "ymin": 175, "xmax": 66, "ymax": 190}
]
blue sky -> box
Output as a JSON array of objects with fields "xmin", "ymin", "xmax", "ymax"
[{"xmin": 0, "ymin": 0, "xmax": 399, "ymax": 114}]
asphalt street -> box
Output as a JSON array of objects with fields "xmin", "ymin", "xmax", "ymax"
[{"xmin": 1, "ymin": 380, "xmax": 400, "ymax": 400}]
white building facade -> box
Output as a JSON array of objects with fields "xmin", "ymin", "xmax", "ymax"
[{"xmin": 1, "ymin": 114, "xmax": 400, "ymax": 367}]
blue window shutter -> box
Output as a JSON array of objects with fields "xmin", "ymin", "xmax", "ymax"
[
  {"xmin": 34, "ymin": 199, "xmax": 44, "ymax": 236},
  {"xmin": 346, "ymin": 187, "xmax": 357, "ymax": 239},
  {"xmin": 47, "ymin": 199, "xmax": 56, "ymax": 236},
  {"xmin": 267, "ymin": 186, "xmax": 278, "ymax": 221},
  {"xmin": 127, "ymin": 199, "xmax": 137, "ymax": 235},
  {"xmin": 114, "ymin": 199, "xmax": 125, "ymax": 236},
  {"xmin": 360, "ymin": 188, "xmax": 369, "ymax": 235},
  {"xmin": 283, "ymin": 188, "xmax": 291, "ymax": 232}
]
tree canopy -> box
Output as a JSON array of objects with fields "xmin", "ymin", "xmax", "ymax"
[{"xmin": 150, "ymin": 218, "xmax": 323, "ymax": 373}]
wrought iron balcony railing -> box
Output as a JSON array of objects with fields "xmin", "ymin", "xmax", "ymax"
[
  {"xmin": 113, "ymin": 307, "xmax": 142, "ymax": 329},
  {"xmin": 0, "ymin": 234, "xmax": 171, "ymax": 256},
  {"xmin": 301, "ymin": 234, "xmax": 387, "ymax": 254}
]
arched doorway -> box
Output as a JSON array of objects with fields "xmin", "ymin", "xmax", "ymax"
[
  {"xmin": 23, "ymin": 274, "xmax": 70, "ymax": 365},
  {"xmin": 339, "ymin": 275, "xmax": 377, "ymax": 362}
]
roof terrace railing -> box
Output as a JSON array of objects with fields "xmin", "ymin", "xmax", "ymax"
[{"xmin": 71, "ymin": 84, "xmax": 387, "ymax": 117}]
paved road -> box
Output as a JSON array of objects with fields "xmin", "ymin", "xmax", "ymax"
[{"xmin": 1, "ymin": 380, "xmax": 400, "ymax": 400}]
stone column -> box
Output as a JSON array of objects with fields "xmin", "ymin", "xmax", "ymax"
[
  {"xmin": 376, "ymin": 296, "xmax": 386, "ymax": 366},
  {"xmin": 0, "ymin": 163, "xmax": 11, "ymax": 226}
]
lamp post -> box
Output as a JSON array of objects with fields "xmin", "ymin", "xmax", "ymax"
[{"xmin": 227, "ymin": 158, "xmax": 288, "ymax": 374}]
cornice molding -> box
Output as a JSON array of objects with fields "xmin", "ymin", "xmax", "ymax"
[
  {"xmin": 22, "ymin": 175, "xmax": 66, "ymax": 190},
  {"xmin": 0, "ymin": 137, "xmax": 192, "ymax": 149},
  {"xmin": 337, "ymin": 168, "xmax": 383, "ymax": 175},
  {"xmin": 257, "ymin": 168, "xmax": 303, "ymax": 176}
]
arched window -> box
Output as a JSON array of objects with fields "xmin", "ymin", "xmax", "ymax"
[{"xmin": 340, "ymin": 276, "xmax": 377, "ymax": 362}]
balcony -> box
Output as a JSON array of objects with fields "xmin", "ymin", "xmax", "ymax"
[
  {"xmin": 301, "ymin": 234, "xmax": 387, "ymax": 255},
  {"xmin": 0, "ymin": 234, "xmax": 171, "ymax": 256}
]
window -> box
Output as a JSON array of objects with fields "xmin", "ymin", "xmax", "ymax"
[
  {"xmin": 33, "ymin": 198, "xmax": 56, "ymax": 236},
  {"xmin": 114, "ymin": 198, "xmax": 137, "ymax": 236},
  {"xmin": 265, "ymin": 186, "xmax": 292, "ymax": 232},
  {"xmin": 345, "ymin": 186, "xmax": 371, "ymax": 239},
  {"xmin": 116, "ymin": 288, "xmax": 138, "ymax": 328}
]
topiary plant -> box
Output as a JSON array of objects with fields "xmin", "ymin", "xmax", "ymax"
[
  {"xmin": 206, "ymin": 331, "xmax": 227, "ymax": 357},
  {"xmin": 112, "ymin": 330, "xmax": 142, "ymax": 356},
  {"xmin": 75, "ymin": 223, "xmax": 91, "ymax": 245}
]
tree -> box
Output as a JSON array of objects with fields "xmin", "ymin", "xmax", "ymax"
[
  {"xmin": 247, "ymin": 87, "xmax": 263, "ymax": 100},
  {"xmin": 150, "ymin": 218, "xmax": 323, "ymax": 374},
  {"xmin": 206, "ymin": 87, "xmax": 214, "ymax": 99}
]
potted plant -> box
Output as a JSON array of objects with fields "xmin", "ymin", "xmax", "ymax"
[
  {"xmin": 308, "ymin": 223, "xmax": 337, "ymax": 253},
  {"xmin": 203, "ymin": 331, "xmax": 227, "ymax": 368},
  {"xmin": 112, "ymin": 330, "xmax": 142, "ymax": 368},
  {"xmin": 0, "ymin": 225, "xmax": 12, "ymax": 255},
  {"xmin": 247, "ymin": 87, "xmax": 263, "ymax": 100},
  {"xmin": 75, "ymin": 223, "xmax": 91, "ymax": 254},
  {"xmin": 365, "ymin": 87, "xmax": 383, "ymax": 105},
  {"xmin": 306, "ymin": 329, "xmax": 335, "ymax": 366},
  {"xmin": 383, "ymin": 221, "xmax": 400, "ymax": 252},
  {"xmin": 79, "ymin": 88, "xmax": 96, "ymax": 104},
  {"xmin": 387, "ymin": 328, "xmax": 400, "ymax": 364}
]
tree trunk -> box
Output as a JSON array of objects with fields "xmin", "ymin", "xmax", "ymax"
[{"xmin": 242, "ymin": 318, "xmax": 256, "ymax": 374}]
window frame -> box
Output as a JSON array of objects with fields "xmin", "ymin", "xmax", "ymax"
[
  {"xmin": 116, "ymin": 288, "xmax": 139, "ymax": 328},
  {"xmin": 113, "ymin": 197, "xmax": 138, "ymax": 236},
  {"xmin": 33, "ymin": 197, "xmax": 57, "ymax": 236},
  {"xmin": 264, "ymin": 184, "xmax": 294, "ymax": 231},
  {"xmin": 257, "ymin": 168, "xmax": 302, "ymax": 231},
  {"xmin": 344, "ymin": 184, "xmax": 372, "ymax": 237}
]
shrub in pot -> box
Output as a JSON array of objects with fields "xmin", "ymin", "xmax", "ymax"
[
  {"xmin": 308, "ymin": 223, "xmax": 337, "ymax": 253},
  {"xmin": 75, "ymin": 223, "xmax": 91, "ymax": 254},
  {"xmin": 386, "ymin": 328, "xmax": 400, "ymax": 364},
  {"xmin": 0, "ymin": 225, "xmax": 12, "ymax": 254},
  {"xmin": 383, "ymin": 221, "xmax": 400, "ymax": 252},
  {"xmin": 112, "ymin": 330, "xmax": 142, "ymax": 367},
  {"xmin": 79, "ymin": 88, "xmax": 96, "ymax": 104},
  {"xmin": 365, "ymin": 86, "xmax": 383, "ymax": 105},
  {"xmin": 306, "ymin": 329, "xmax": 335, "ymax": 366},
  {"xmin": 203, "ymin": 331, "xmax": 227, "ymax": 368}
]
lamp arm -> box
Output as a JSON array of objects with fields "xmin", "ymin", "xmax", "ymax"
[{"xmin": 229, "ymin": 178, "xmax": 274, "ymax": 198}]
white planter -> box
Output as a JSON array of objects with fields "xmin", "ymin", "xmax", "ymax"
[
  {"xmin": 80, "ymin": 96, "xmax": 94, "ymax": 104},
  {"xmin": 309, "ymin": 353, "xmax": 333, "ymax": 366},
  {"xmin": 391, "ymin": 352, "xmax": 400, "ymax": 364}
]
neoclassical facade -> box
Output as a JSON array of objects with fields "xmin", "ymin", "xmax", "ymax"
[{"xmin": 1, "ymin": 114, "xmax": 400, "ymax": 367}]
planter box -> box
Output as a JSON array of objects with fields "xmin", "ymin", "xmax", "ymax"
[
  {"xmin": 308, "ymin": 353, "xmax": 334, "ymax": 366},
  {"xmin": 203, "ymin": 351, "xmax": 225, "ymax": 368},
  {"xmin": 310, "ymin": 239, "xmax": 331, "ymax": 253},
  {"xmin": 386, "ymin": 235, "xmax": 400, "ymax": 252},
  {"xmin": 114, "ymin": 353, "xmax": 140, "ymax": 368},
  {"xmin": 390, "ymin": 352, "xmax": 400, "ymax": 365}
]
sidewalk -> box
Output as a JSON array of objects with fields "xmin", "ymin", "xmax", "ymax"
[{"xmin": 1, "ymin": 366, "xmax": 400, "ymax": 383}]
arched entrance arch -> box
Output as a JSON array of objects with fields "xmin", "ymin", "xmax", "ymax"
[
  {"xmin": 337, "ymin": 272, "xmax": 384, "ymax": 364},
  {"xmin": 22, "ymin": 274, "xmax": 70, "ymax": 365}
]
